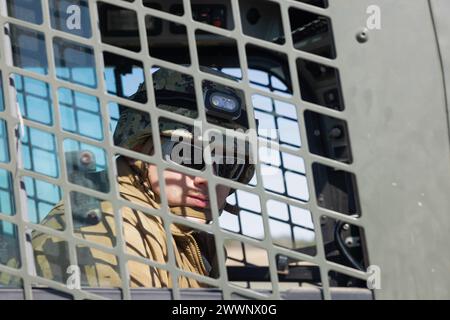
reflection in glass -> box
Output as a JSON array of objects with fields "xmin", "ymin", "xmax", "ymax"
[
  {"xmin": 59, "ymin": 88, "xmax": 103, "ymax": 141},
  {"xmin": 7, "ymin": 24, "xmax": 48, "ymax": 75},
  {"xmin": 0, "ymin": 221, "xmax": 21, "ymax": 269},
  {"xmin": 13, "ymin": 74, "xmax": 53, "ymax": 126},
  {"xmin": 31, "ymin": 231, "xmax": 121, "ymax": 287},
  {"xmin": 70, "ymin": 192, "xmax": 114, "ymax": 242},
  {"xmin": 0, "ymin": 169, "xmax": 15, "ymax": 216},
  {"xmin": 21, "ymin": 126, "xmax": 59, "ymax": 178},
  {"xmin": 104, "ymin": 52, "xmax": 146, "ymax": 101},
  {"xmin": 146, "ymin": 16, "xmax": 190, "ymax": 65},
  {"xmin": 64, "ymin": 139, "xmax": 110, "ymax": 193},
  {"xmin": 97, "ymin": 1, "xmax": 141, "ymax": 52},
  {"xmin": 75, "ymin": 245, "xmax": 121, "ymax": 287},
  {"xmin": 49, "ymin": 0, "xmax": 92, "ymax": 38},
  {"xmin": 53, "ymin": 37, "xmax": 97, "ymax": 88},
  {"xmin": 0, "ymin": 273, "xmax": 23, "ymax": 289},
  {"xmin": 23, "ymin": 176, "xmax": 62, "ymax": 225},
  {"xmin": 108, "ymin": 102, "xmax": 121, "ymax": 135},
  {"xmin": 31, "ymin": 233, "xmax": 69, "ymax": 284},
  {"xmin": 0, "ymin": 73, "xmax": 5, "ymax": 111},
  {"xmin": 6, "ymin": 0, "xmax": 43, "ymax": 24},
  {"xmin": 0, "ymin": 120, "xmax": 10, "ymax": 163}
]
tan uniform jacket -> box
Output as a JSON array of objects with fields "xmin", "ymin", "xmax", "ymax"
[{"xmin": 1, "ymin": 157, "xmax": 217, "ymax": 288}]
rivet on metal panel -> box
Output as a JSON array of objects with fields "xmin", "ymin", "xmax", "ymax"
[{"xmin": 356, "ymin": 28, "xmax": 369, "ymax": 43}]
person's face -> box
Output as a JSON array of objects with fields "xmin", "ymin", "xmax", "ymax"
[{"xmin": 147, "ymin": 164, "xmax": 231, "ymax": 210}]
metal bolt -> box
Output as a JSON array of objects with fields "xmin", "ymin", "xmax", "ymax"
[
  {"xmin": 345, "ymin": 237, "xmax": 354, "ymax": 246},
  {"xmin": 343, "ymin": 223, "xmax": 350, "ymax": 231},
  {"xmin": 356, "ymin": 28, "xmax": 369, "ymax": 43},
  {"xmin": 329, "ymin": 127, "xmax": 343, "ymax": 139}
]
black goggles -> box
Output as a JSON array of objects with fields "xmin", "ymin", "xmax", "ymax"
[{"xmin": 161, "ymin": 137, "xmax": 247, "ymax": 181}]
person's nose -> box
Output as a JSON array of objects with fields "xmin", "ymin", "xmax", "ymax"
[{"xmin": 193, "ymin": 175, "xmax": 208, "ymax": 188}]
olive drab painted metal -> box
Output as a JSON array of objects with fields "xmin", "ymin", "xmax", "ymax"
[
  {"xmin": 0, "ymin": 0, "xmax": 449, "ymax": 300},
  {"xmin": 331, "ymin": 0, "xmax": 450, "ymax": 299}
]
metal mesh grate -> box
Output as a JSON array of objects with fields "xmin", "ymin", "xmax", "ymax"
[{"xmin": 0, "ymin": 0, "xmax": 372, "ymax": 300}]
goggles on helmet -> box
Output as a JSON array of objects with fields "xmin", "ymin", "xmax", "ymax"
[{"xmin": 161, "ymin": 136, "xmax": 247, "ymax": 181}]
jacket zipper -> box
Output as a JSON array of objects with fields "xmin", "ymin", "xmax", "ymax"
[{"xmin": 186, "ymin": 234, "xmax": 208, "ymax": 275}]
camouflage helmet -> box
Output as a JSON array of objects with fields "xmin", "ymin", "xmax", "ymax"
[{"xmin": 113, "ymin": 66, "xmax": 255, "ymax": 185}]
